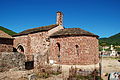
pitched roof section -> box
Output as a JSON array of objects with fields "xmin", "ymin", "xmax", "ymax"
[
  {"xmin": 50, "ymin": 28, "xmax": 99, "ymax": 38},
  {"xmin": 13, "ymin": 24, "xmax": 58, "ymax": 37},
  {"xmin": 0, "ymin": 30, "xmax": 13, "ymax": 39}
]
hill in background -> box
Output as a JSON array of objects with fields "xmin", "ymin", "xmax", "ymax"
[
  {"xmin": 99, "ymin": 33, "xmax": 120, "ymax": 46},
  {"xmin": 0, "ymin": 26, "xmax": 17, "ymax": 36},
  {"xmin": 99, "ymin": 33, "xmax": 120, "ymax": 51}
]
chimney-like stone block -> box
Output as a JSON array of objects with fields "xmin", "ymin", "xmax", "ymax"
[{"xmin": 56, "ymin": 11, "xmax": 63, "ymax": 25}]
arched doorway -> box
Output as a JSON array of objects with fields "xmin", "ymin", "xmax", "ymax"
[{"xmin": 17, "ymin": 45, "xmax": 24, "ymax": 53}]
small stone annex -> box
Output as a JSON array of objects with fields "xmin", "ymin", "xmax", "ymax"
[
  {"xmin": 0, "ymin": 30, "xmax": 13, "ymax": 52},
  {"xmin": 12, "ymin": 12, "xmax": 99, "ymax": 68}
]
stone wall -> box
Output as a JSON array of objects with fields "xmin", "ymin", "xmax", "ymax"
[
  {"xmin": 49, "ymin": 36, "xmax": 99, "ymax": 65},
  {"xmin": 13, "ymin": 35, "xmax": 29, "ymax": 54},
  {"xmin": 13, "ymin": 26, "xmax": 99, "ymax": 65},
  {"xmin": 0, "ymin": 52, "xmax": 25, "ymax": 72},
  {"xmin": 0, "ymin": 38, "xmax": 13, "ymax": 52},
  {"xmin": 28, "ymin": 32, "xmax": 49, "ymax": 54},
  {"xmin": 13, "ymin": 26, "xmax": 64, "ymax": 61},
  {"xmin": 13, "ymin": 32, "xmax": 49, "ymax": 55},
  {"xmin": 34, "ymin": 51, "xmax": 48, "ymax": 69}
]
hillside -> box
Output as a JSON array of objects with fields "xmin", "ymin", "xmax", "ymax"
[
  {"xmin": 0, "ymin": 26, "xmax": 17, "ymax": 36},
  {"xmin": 99, "ymin": 33, "xmax": 120, "ymax": 46}
]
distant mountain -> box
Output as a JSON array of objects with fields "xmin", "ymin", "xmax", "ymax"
[
  {"xmin": 99, "ymin": 33, "xmax": 120, "ymax": 46},
  {"xmin": 0, "ymin": 26, "xmax": 17, "ymax": 36}
]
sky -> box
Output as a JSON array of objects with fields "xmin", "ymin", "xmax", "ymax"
[{"xmin": 0, "ymin": 0, "xmax": 120, "ymax": 38}]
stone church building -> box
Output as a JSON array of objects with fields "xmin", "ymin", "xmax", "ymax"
[{"xmin": 13, "ymin": 12, "xmax": 99, "ymax": 66}]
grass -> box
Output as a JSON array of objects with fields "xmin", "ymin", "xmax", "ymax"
[
  {"xmin": 102, "ymin": 56, "xmax": 120, "ymax": 60},
  {"xmin": 36, "ymin": 72, "xmax": 50, "ymax": 79},
  {"xmin": 0, "ymin": 26, "xmax": 17, "ymax": 36},
  {"xmin": 52, "ymin": 71, "xmax": 62, "ymax": 75}
]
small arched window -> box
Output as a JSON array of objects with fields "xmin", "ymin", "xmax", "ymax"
[
  {"xmin": 56, "ymin": 43, "xmax": 60, "ymax": 62},
  {"xmin": 75, "ymin": 45, "xmax": 79, "ymax": 55},
  {"xmin": 56, "ymin": 43, "xmax": 60, "ymax": 55},
  {"xmin": 17, "ymin": 45, "xmax": 24, "ymax": 53},
  {"xmin": 57, "ymin": 43, "xmax": 60, "ymax": 52}
]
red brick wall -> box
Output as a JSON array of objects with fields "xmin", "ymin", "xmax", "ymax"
[
  {"xmin": 0, "ymin": 38, "xmax": 13, "ymax": 52},
  {"xmin": 49, "ymin": 36, "xmax": 99, "ymax": 65}
]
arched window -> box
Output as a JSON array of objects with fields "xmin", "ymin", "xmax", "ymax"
[
  {"xmin": 56, "ymin": 43, "xmax": 60, "ymax": 62},
  {"xmin": 17, "ymin": 45, "xmax": 24, "ymax": 53},
  {"xmin": 57, "ymin": 43, "xmax": 60, "ymax": 52},
  {"xmin": 75, "ymin": 45, "xmax": 79, "ymax": 55}
]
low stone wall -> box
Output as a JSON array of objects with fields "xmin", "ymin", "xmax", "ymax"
[
  {"xmin": 0, "ymin": 52, "xmax": 25, "ymax": 72},
  {"xmin": 0, "ymin": 38, "xmax": 13, "ymax": 52}
]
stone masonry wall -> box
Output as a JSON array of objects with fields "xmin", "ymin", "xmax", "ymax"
[
  {"xmin": 13, "ymin": 35, "xmax": 29, "ymax": 54},
  {"xmin": 13, "ymin": 32, "xmax": 50, "ymax": 62},
  {"xmin": 13, "ymin": 32, "xmax": 49, "ymax": 55},
  {"xmin": 49, "ymin": 36, "xmax": 99, "ymax": 65},
  {"xmin": 0, "ymin": 52, "xmax": 25, "ymax": 72},
  {"xmin": 28, "ymin": 32, "xmax": 49, "ymax": 54},
  {"xmin": 13, "ymin": 25, "xmax": 64, "ymax": 61},
  {"xmin": 0, "ymin": 38, "xmax": 13, "ymax": 52}
]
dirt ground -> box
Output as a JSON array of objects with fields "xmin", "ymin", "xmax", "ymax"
[
  {"xmin": 0, "ymin": 57, "xmax": 120, "ymax": 80},
  {"xmin": 101, "ymin": 57, "xmax": 120, "ymax": 80}
]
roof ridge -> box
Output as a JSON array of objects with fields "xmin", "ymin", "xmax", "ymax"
[
  {"xmin": 20, "ymin": 24, "xmax": 58, "ymax": 33},
  {"xmin": 13, "ymin": 24, "xmax": 58, "ymax": 37},
  {"xmin": 50, "ymin": 28, "xmax": 99, "ymax": 38}
]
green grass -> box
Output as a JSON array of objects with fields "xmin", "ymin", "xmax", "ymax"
[
  {"xmin": 52, "ymin": 71, "xmax": 62, "ymax": 75},
  {"xmin": 102, "ymin": 56, "xmax": 120, "ymax": 60},
  {"xmin": 0, "ymin": 26, "xmax": 17, "ymax": 36}
]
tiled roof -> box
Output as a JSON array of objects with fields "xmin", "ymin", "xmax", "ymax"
[
  {"xmin": 50, "ymin": 28, "xmax": 99, "ymax": 38},
  {"xmin": 0, "ymin": 30, "xmax": 13, "ymax": 39},
  {"xmin": 13, "ymin": 24, "xmax": 58, "ymax": 37}
]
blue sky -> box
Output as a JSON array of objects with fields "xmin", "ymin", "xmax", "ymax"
[{"xmin": 0, "ymin": 0, "xmax": 120, "ymax": 38}]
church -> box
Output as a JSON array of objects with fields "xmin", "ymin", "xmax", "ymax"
[{"xmin": 13, "ymin": 12, "xmax": 99, "ymax": 66}]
